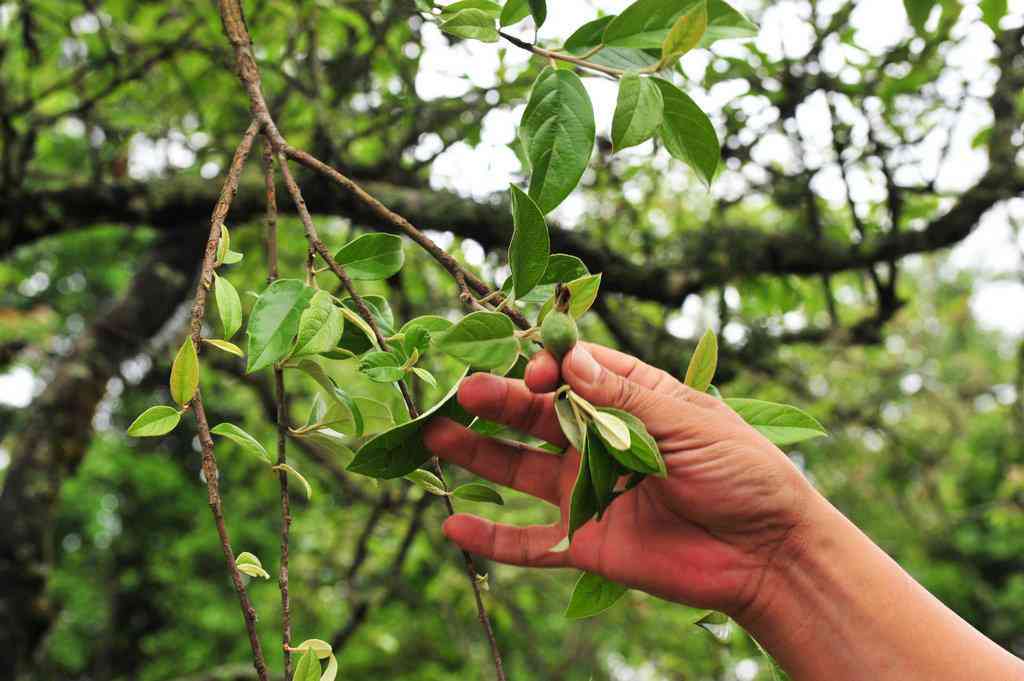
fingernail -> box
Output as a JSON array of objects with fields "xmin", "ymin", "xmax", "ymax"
[{"xmin": 568, "ymin": 344, "xmax": 600, "ymax": 384}]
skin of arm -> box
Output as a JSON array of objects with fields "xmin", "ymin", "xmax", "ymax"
[{"xmin": 423, "ymin": 342, "xmax": 1024, "ymax": 681}]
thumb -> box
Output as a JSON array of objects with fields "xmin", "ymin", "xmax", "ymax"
[{"xmin": 562, "ymin": 344, "xmax": 666, "ymax": 428}]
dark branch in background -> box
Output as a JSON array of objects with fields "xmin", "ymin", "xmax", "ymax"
[
  {"xmin": 184, "ymin": 119, "xmax": 271, "ymax": 681},
  {"xmin": 262, "ymin": 142, "xmax": 293, "ymax": 678},
  {"xmin": 215, "ymin": 2, "xmax": 507, "ymax": 678}
]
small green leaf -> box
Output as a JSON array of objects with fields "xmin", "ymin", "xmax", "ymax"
[
  {"xmin": 659, "ymin": 0, "xmax": 708, "ymax": 67},
  {"xmin": 707, "ymin": 384, "xmax": 722, "ymax": 399},
  {"xmin": 539, "ymin": 254, "xmax": 590, "ymax": 285},
  {"xmin": 274, "ymin": 463, "xmax": 312, "ymax": 499},
  {"xmin": 321, "ymin": 655, "xmax": 338, "ymax": 681},
  {"xmin": 653, "ymin": 78, "xmax": 720, "ymax": 186},
  {"xmin": 586, "ymin": 430, "xmax": 617, "ymax": 517},
  {"xmin": 701, "ymin": 0, "xmax": 757, "ymax": 46},
  {"xmin": 564, "ymin": 572, "xmax": 628, "ymax": 619},
  {"xmin": 246, "ymin": 280, "xmax": 315, "ymax": 373},
  {"xmin": 222, "ymin": 250, "xmax": 244, "ymax": 265},
  {"xmin": 499, "ymin": 0, "xmax": 530, "ymax": 26},
  {"xmin": 725, "ymin": 399, "xmax": 828, "ymax": 446},
  {"xmin": 508, "ymin": 185, "xmax": 551, "ymax": 299},
  {"xmin": 554, "ymin": 397, "xmax": 586, "ymax": 452},
  {"xmin": 400, "ymin": 315, "xmax": 453, "ymax": 337},
  {"xmin": 203, "ymin": 338, "xmax": 244, "ymax": 357},
  {"xmin": 292, "ymin": 359, "xmax": 365, "ymax": 436},
  {"xmin": 348, "ymin": 370, "xmax": 471, "ymax": 479},
  {"xmin": 292, "ymin": 639, "xmax": 333, "ymax": 659},
  {"xmin": 211, "ymin": 422, "xmax": 271, "ymax": 463},
  {"xmin": 520, "ymin": 67, "xmax": 596, "ymax": 213},
  {"xmin": 436, "ymin": 311, "xmax": 519, "ymax": 370},
  {"xmin": 592, "ymin": 410, "xmax": 632, "ymax": 451},
  {"xmin": 411, "ymin": 366, "xmax": 438, "ymax": 388},
  {"xmin": 565, "ymin": 15, "xmax": 662, "ymax": 71},
  {"xmin": 292, "ymin": 290, "xmax": 345, "ymax": 358},
  {"xmin": 441, "ymin": 0, "xmax": 501, "ymax": 17},
  {"xmin": 290, "ymin": 428, "xmax": 356, "ymax": 467},
  {"xmin": 334, "ymin": 233, "xmax": 405, "ymax": 280},
  {"xmin": 603, "ymin": 0, "xmax": 705, "ymax": 48},
  {"xmin": 214, "ymin": 273, "xmax": 243, "ymax": 339},
  {"xmin": 440, "ymin": 8, "xmax": 499, "ymax": 42},
  {"xmin": 451, "ymin": 483, "xmax": 505, "ymax": 505},
  {"xmin": 405, "ymin": 469, "xmax": 448, "ymax": 496},
  {"xmin": 235, "ymin": 551, "xmax": 270, "ymax": 579},
  {"xmin": 127, "ymin": 405, "xmax": 181, "ymax": 437},
  {"xmin": 359, "ymin": 351, "xmax": 406, "ymax": 383},
  {"xmin": 537, "ymin": 273, "xmax": 602, "ymax": 324},
  {"xmin": 401, "ymin": 325, "xmax": 432, "ymax": 359},
  {"xmin": 527, "ymin": 0, "xmax": 546, "ymax": 28},
  {"xmin": 215, "ymin": 224, "xmax": 231, "ymax": 266},
  {"xmin": 684, "ymin": 328, "xmax": 718, "ymax": 392},
  {"xmin": 598, "ymin": 407, "xmax": 666, "ymax": 477},
  {"xmin": 169, "ymin": 337, "xmax": 199, "ymax": 406},
  {"xmin": 568, "ymin": 447, "xmax": 597, "ymax": 540},
  {"xmin": 317, "ymin": 396, "xmax": 399, "ymax": 436},
  {"xmin": 612, "ymin": 73, "xmax": 664, "ymax": 152},
  {"xmin": 337, "ymin": 295, "xmax": 394, "ymax": 355},
  {"xmin": 293, "ymin": 648, "xmax": 320, "ymax": 681}
]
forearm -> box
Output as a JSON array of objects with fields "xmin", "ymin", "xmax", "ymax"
[{"xmin": 736, "ymin": 491, "xmax": 1024, "ymax": 681}]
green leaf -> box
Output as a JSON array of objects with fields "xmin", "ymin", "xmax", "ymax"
[
  {"xmin": 451, "ymin": 482, "xmax": 505, "ymax": 505},
  {"xmin": 337, "ymin": 295, "xmax": 394, "ymax": 355},
  {"xmin": 683, "ymin": 328, "xmax": 718, "ymax": 392},
  {"xmin": 292, "ymin": 359, "xmax": 365, "ymax": 436},
  {"xmin": 508, "ymin": 185, "xmax": 550, "ymax": 299},
  {"xmin": 405, "ymin": 469, "xmax": 448, "ymax": 495},
  {"xmin": 568, "ymin": 446, "xmax": 597, "ymax": 540},
  {"xmin": 598, "ymin": 407, "xmax": 667, "ymax": 476},
  {"xmin": 321, "ymin": 655, "xmax": 338, "ymax": 681},
  {"xmin": 980, "ymin": 0, "xmax": 1007, "ymax": 32},
  {"xmin": 499, "ymin": 0, "xmax": 530, "ymax": 26},
  {"xmin": 520, "ymin": 67, "xmax": 596, "ymax": 214},
  {"xmin": 274, "ymin": 463, "xmax": 312, "ymax": 499},
  {"xmin": 724, "ymin": 399, "xmax": 828, "ymax": 446},
  {"xmin": 235, "ymin": 551, "xmax": 270, "ymax": 579},
  {"xmin": 213, "ymin": 273, "xmax": 242, "ymax": 339},
  {"xmin": 289, "ymin": 428, "xmax": 356, "ymax": 467},
  {"xmin": 348, "ymin": 371, "xmax": 472, "ymax": 479},
  {"xmin": 400, "ymin": 315, "xmax": 453, "ymax": 337},
  {"xmin": 401, "ymin": 326, "xmax": 432, "ymax": 359},
  {"xmin": 222, "ymin": 250, "xmax": 244, "ymax": 265},
  {"xmin": 702, "ymin": 0, "xmax": 757, "ymax": 46},
  {"xmin": 659, "ymin": 0, "xmax": 708, "ymax": 67},
  {"xmin": 293, "ymin": 648, "xmax": 320, "ymax": 681},
  {"xmin": 359, "ymin": 351, "xmax": 406, "ymax": 383},
  {"xmin": 440, "ymin": 8, "xmax": 499, "ymax": 42},
  {"xmin": 707, "ymin": 384, "xmax": 722, "ymax": 399},
  {"xmin": 127, "ymin": 405, "xmax": 181, "ymax": 437},
  {"xmin": 317, "ymin": 396, "xmax": 398, "ymax": 436},
  {"xmin": 246, "ymin": 279, "xmax": 315, "ymax": 373},
  {"xmin": 565, "ymin": 16, "xmax": 662, "ymax": 71},
  {"xmin": 603, "ymin": 0, "xmax": 705, "ymax": 48},
  {"xmin": 537, "ymin": 273, "xmax": 602, "ymax": 324},
  {"xmin": 436, "ymin": 311, "xmax": 519, "ymax": 370},
  {"xmin": 539, "ymin": 254, "xmax": 590, "ymax": 285},
  {"xmin": 586, "ymin": 430, "xmax": 617, "ymax": 517},
  {"xmin": 527, "ymin": 0, "xmax": 546, "ymax": 28},
  {"xmin": 169, "ymin": 337, "xmax": 199, "ymax": 406},
  {"xmin": 292, "ymin": 290, "xmax": 345, "ymax": 358},
  {"xmin": 215, "ymin": 224, "xmax": 231, "ymax": 266},
  {"xmin": 411, "ymin": 366, "xmax": 438, "ymax": 388},
  {"xmin": 554, "ymin": 396, "xmax": 586, "ymax": 452},
  {"xmin": 592, "ymin": 410, "xmax": 631, "ymax": 450},
  {"xmin": 334, "ymin": 233, "xmax": 405, "ymax": 280},
  {"xmin": 441, "ymin": 0, "xmax": 501, "ymax": 17},
  {"xmin": 612, "ymin": 73, "xmax": 664, "ymax": 152},
  {"xmin": 203, "ymin": 338, "xmax": 244, "ymax": 357},
  {"xmin": 565, "ymin": 572, "xmax": 628, "ymax": 619},
  {"xmin": 211, "ymin": 422, "xmax": 272, "ymax": 464},
  {"xmin": 904, "ymin": 0, "xmax": 937, "ymax": 32},
  {"xmin": 653, "ymin": 77, "xmax": 720, "ymax": 186},
  {"xmin": 292, "ymin": 639, "xmax": 333, "ymax": 659}
]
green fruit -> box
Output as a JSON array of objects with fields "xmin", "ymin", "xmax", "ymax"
[{"xmin": 541, "ymin": 310, "xmax": 579, "ymax": 360}]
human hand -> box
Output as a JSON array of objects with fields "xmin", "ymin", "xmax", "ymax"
[{"xmin": 423, "ymin": 342, "xmax": 814, "ymax": 617}]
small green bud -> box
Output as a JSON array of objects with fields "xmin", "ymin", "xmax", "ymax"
[{"xmin": 541, "ymin": 310, "xmax": 578, "ymax": 361}]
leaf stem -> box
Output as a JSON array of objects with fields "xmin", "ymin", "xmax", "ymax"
[{"xmin": 498, "ymin": 31, "xmax": 625, "ymax": 78}]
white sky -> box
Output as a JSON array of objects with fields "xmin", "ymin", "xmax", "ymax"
[{"xmin": 1, "ymin": 1, "xmax": 1023, "ymax": 408}]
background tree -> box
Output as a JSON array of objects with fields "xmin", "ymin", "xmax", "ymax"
[{"xmin": 0, "ymin": 0, "xmax": 1022, "ymax": 679}]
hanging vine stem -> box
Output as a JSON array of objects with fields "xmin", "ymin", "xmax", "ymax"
[
  {"xmin": 262, "ymin": 141, "xmax": 293, "ymax": 679},
  {"xmin": 185, "ymin": 119, "xmax": 271, "ymax": 681},
  {"xmin": 217, "ymin": 2, "xmax": 507, "ymax": 679}
]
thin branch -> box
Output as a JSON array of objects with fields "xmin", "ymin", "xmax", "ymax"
[
  {"xmin": 184, "ymin": 119, "xmax": 270, "ymax": 681},
  {"xmin": 498, "ymin": 31, "xmax": 625, "ymax": 79},
  {"xmin": 262, "ymin": 141, "xmax": 293, "ymax": 678}
]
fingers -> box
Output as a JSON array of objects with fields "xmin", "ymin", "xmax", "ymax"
[
  {"xmin": 443, "ymin": 515, "xmax": 571, "ymax": 568},
  {"xmin": 457, "ymin": 372, "xmax": 567, "ymax": 446},
  {"xmin": 524, "ymin": 349, "xmax": 560, "ymax": 393},
  {"xmin": 424, "ymin": 418, "xmax": 562, "ymax": 504},
  {"xmin": 561, "ymin": 344, "xmax": 693, "ymax": 440}
]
